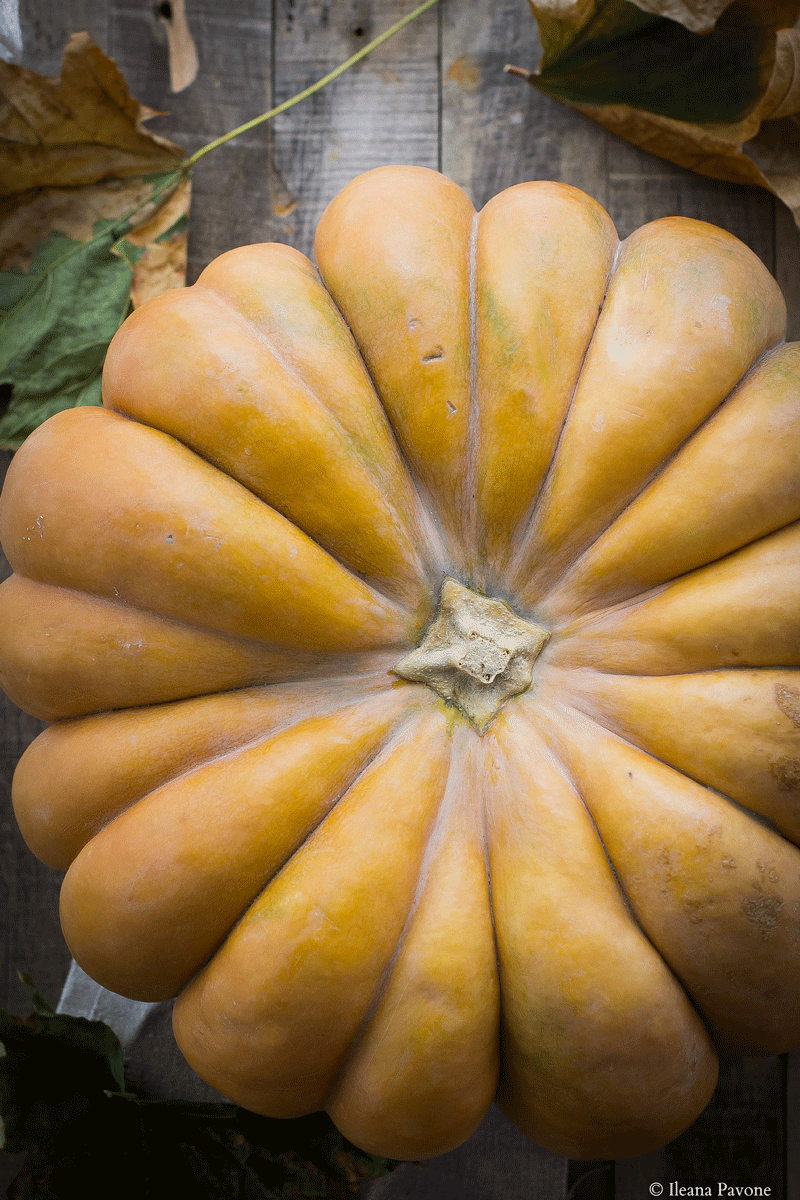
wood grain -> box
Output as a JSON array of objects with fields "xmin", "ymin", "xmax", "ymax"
[{"xmin": 271, "ymin": 0, "xmax": 440, "ymax": 255}]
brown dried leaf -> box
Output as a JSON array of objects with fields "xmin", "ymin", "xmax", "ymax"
[
  {"xmin": 123, "ymin": 175, "xmax": 191, "ymax": 246},
  {"xmin": 568, "ymin": 25, "xmax": 800, "ymax": 224},
  {"xmin": 520, "ymin": 1, "xmax": 800, "ymax": 228},
  {"xmin": 0, "ymin": 31, "xmax": 183, "ymax": 194},
  {"xmin": 537, "ymin": 0, "xmax": 734, "ymax": 33},
  {"xmin": 130, "ymin": 230, "xmax": 188, "ymax": 308},
  {"xmin": 158, "ymin": 0, "xmax": 200, "ymax": 93},
  {"xmin": 0, "ymin": 178, "xmax": 155, "ymax": 272}
]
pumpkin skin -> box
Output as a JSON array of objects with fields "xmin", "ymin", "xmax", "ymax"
[{"xmin": 2, "ymin": 165, "xmax": 800, "ymax": 1163}]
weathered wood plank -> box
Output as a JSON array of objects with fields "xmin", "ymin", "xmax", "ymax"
[
  {"xmin": 271, "ymin": 0, "xmax": 440, "ymax": 257},
  {"xmin": 775, "ymin": 200, "xmax": 800, "ymax": 341},
  {"xmin": 0, "ymin": 455, "xmax": 66, "ymax": 1022},
  {"xmin": 363, "ymin": 1104, "xmax": 568, "ymax": 1200},
  {"xmin": 787, "ymin": 1052, "xmax": 800, "ymax": 1199},
  {"xmin": 441, "ymin": 0, "xmax": 609, "ymax": 207},
  {"xmin": 604, "ymin": 129, "xmax": 776, "ymax": 264},
  {"xmin": 109, "ymin": 0, "xmax": 279, "ymax": 282},
  {"xmin": 18, "ymin": 0, "xmax": 108, "ymax": 69}
]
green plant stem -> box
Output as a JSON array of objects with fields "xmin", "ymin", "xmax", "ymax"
[
  {"xmin": 182, "ymin": 0, "xmax": 440, "ymax": 171},
  {"xmin": 3, "ymin": 1, "xmax": 438, "ymax": 326}
]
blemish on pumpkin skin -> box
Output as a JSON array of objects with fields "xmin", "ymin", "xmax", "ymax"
[
  {"xmin": 770, "ymin": 756, "xmax": 800, "ymax": 791},
  {"xmin": 422, "ymin": 347, "xmax": 444, "ymax": 363},
  {"xmin": 741, "ymin": 894, "xmax": 784, "ymax": 938},
  {"xmin": 722, "ymin": 855, "xmax": 736, "ymax": 869},
  {"xmin": 776, "ymin": 684, "xmax": 800, "ymax": 728},
  {"xmin": 756, "ymin": 860, "xmax": 780, "ymax": 885}
]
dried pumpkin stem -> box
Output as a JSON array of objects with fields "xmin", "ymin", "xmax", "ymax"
[{"xmin": 393, "ymin": 579, "xmax": 550, "ymax": 732}]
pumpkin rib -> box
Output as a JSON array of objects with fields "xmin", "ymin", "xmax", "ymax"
[
  {"xmin": 487, "ymin": 710, "xmax": 718, "ymax": 1158},
  {"xmin": 469, "ymin": 183, "xmax": 620, "ymax": 592},
  {"xmin": 17, "ymin": 674, "xmax": 421, "ymax": 872},
  {"xmin": 519, "ymin": 698, "xmax": 724, "ymax": 1030},
  {"xmin": 538, "ymin": 687, "xmax": 792, "ymax": 845},
  {"xmin": 509, "ymin": 219, "xmax": 786, "ymax": 607},
  {"xmin": 303, "ymin": 257, "xmax": 458, "ymax": 583},
  {"xmin": 520, "ymin": 695, "xmax": 751, "ymax": 1037},
  {"xmin": 321, "ymin": 721, "xmax": 476, "ymax": 1109},
  {"xmin": 501, "ymin": 238, "xmax": 621, "ymax": 598},
  {"xmin": 459, "ymin": 210, "xmax": 481, "ymax": 572},
  {"xmin": 309, "ymin": 245, "xmax": 455, "ymax": 539},
  {"xmin": 211, "ymin": 698, "xmax": 444, "ymax": 947},
  {"xmin": 302, "ymin": 264, "xmax": 455, "ymax": 585},
  {"xmin": 506, "ymin": 697, "xmax": 675, "ymax": 1000},
  {"xmin": 180, "ymin": 279, "xmax": 441, "ymax": 607},
  {"xmin": 515, "ymin": 699, "xmax": 655, "ymax": 942},
  {"xmin": 324, "ymin": 724, "xmax": 501, "ymax": 1161},
  {"xmin": 548, "ymin": 519, "xmax": 800, "ymax": 675},
  {"xmin": 313, "ymin": 166, "xmax": 476, "ymax": 574},
  {"xmin": 0, "ymin": 573, "xmax": 405, "ymax": 722},
  {"xmin": 537, "ymin": 698, "xmax": 800, "ymax": 1054},
  {"xmin": 536, "ymin": 340, "xmax": 800, "ymax": 621},
  {"xmin": 0, "ymin": 407, "xmax": 416, "ymax": 655},
  {"xmin": 60, "ymin": 689, "xmax": 424, "ymax": 1003},
  {"xmin": 171, "ymin": 706, "xmax": 452, "ymax": 1117},
  {"xmin": 540, "ymin": 664, "xmax": 800, "ymax": 845}
]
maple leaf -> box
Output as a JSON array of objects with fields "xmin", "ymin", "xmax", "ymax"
[
  {"xmin": 0, "ymin": 34, "xmax": 190, "ymax": 449},
  {"xmin": 511, "ymin": 0, "xmax": 800, "ymax": 227}
]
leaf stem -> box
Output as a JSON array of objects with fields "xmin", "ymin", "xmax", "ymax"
[{"xmin": 182, "ymin": 0, "xmax": 440, "ymax": 170}]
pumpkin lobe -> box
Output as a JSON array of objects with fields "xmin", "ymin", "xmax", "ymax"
[{"xmin": 392, "ymin": 578, "xmax": 549, "ymax": 731}]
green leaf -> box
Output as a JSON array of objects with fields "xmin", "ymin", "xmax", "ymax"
[
  {"xmin": 530, "ymin": 0, "xmax": 771, "ymax": 123},
  {"xmin": 1, "ymin": 979, "xmax": 399, "ymax": 1198},
  {"xmin": 0, "ymin": 1003, "xmax": 125, "ymax": 1155},
  {"xmin": 0, "ymin": 169, "xmax": 183, "ymax": 450}
]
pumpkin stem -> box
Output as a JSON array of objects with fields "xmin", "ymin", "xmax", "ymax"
[{"xmin": 392, "ymin": 578, "xmax": 549, "ymax": 732}]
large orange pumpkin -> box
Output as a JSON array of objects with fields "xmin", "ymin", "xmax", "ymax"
[{"xmin": 2, "ymin": 166, "xmax": 800, "ymax": 1162}]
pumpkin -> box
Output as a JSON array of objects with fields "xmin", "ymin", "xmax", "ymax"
[{"xmin": 2, "ymin": 165, "xmax": 800, "ymax": 1163}]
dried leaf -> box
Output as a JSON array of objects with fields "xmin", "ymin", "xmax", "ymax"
[
  {"xmin": 0, "ymin": 177, "xmax": 163, "ymax": 272},
  {"xmin": 123, "ymin": 173, "xmax": 191, "ymax": 246},
  {"xmin": 0, "ymin": 36, "xmax": 191, "ymax": 448},
  {"xmin": 0, "ymin": 980, "xmax": 399, "ymax": 1200},
  {"xmin": 157, "ymin": 0, "xmax": 200, "ymax": 93},
  {"xmin": 0, "ymin": 31, "xmax": 183, "ymax": 192},
  {"xmin": 551, "ymin": 0, "xmax": 757, "ymax": 35},
  {"xmin": 515, "ymin": 0, "xmax": 800, "ymax": 227},
  {"xmin": 130, "ymin": 228, "xmax": 188, "ymax": 308}
]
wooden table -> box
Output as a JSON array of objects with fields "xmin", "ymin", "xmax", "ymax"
[{"xmin": 3, "ymin": 1, "xmax": 799, "ymax": 1195}]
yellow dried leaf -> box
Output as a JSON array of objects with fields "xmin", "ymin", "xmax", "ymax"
[
  {"xmin": 124, "ymin": 176, "xmax": 192, "ymax": 247},
  {"xmin": 130, "ymin": 231, "xmax": 188, "ymax": 308},
  {"xmin": 158, "ymin": 0, "xmax": 200, "ymax": 94}
]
